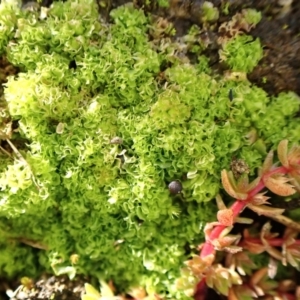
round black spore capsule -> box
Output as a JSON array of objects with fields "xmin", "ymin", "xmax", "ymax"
[{"xmin": 168, "ymin": 180, "xmax": 183, "ymax": 194}]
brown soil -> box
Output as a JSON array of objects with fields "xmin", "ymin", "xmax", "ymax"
[
  {"xmin": 249, "ymin": 1, "xmax": 300, "ymax": 95},
  {"xmin": 0, "ymin": 57, "xmax": 19, "ymax": 96},
  {"xmin": 144, "ymin": 0, "xmax": 300, "ymax": 96}
]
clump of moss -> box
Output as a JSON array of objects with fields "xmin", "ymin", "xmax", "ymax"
[
  {"xmin": 219, "ymin": 35, "xmax": 263, "ymax": 72},
  {"xmin": 0, "ymin": 0, "xmax": 299, "ymax": 299}
]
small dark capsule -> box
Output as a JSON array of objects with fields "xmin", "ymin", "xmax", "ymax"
[
  {"xmin": 228, "ymin": 89, "xmax": 234, "ymax": 101},
  {"xmin": 168, "ymin": 180, "xmax": 183, "ymax": 194}
]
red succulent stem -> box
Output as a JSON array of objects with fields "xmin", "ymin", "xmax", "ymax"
[
  {"xmin": 195, "ymin": 165, "xmax": 292, "ymax": 295},
  {"xmin": 200, "ymin": 200, "xmax": 246, "ymax": 258},
  {"xmin": 200, "ymin": 165, "xmax": 289, "ymax": 259},
  {"xmin": 194, "ymin": 280, "xmax": 208, "ymax": 300}
]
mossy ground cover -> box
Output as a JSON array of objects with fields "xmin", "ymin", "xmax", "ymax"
[{"xmin": 0, "ymin": 1, "xmax": 299, "ymax": 299}]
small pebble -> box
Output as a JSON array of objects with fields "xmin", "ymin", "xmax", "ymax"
[
  {"xmin": 110, "ymin": 137, "xmax": 123, "ymax": 144},
  {"xmin": 56, "ymin": 122, "xmax": 65, "ymax": 134},
  {"xmin": 168, "ymin": 180, "xmax": 183, "ymax": 194}
]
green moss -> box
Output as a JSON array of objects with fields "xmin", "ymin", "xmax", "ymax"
[
  {"xmin": 202, "ymin": 1, "xmax": 219, "ymax": 22},
  {"xmin": 255, "ymin": 92, "xmax": 300, "ymax": 145},
  {"xmin": 158, "ymin": 0, "xmax": 169, "ymax": 8},
  {"xmin": 0, "ymin": 0, "xmax": 298, "ymax": 298},
  {"xmin": 0, "ymin": 240, "xmax": 39, "ymax": 278},
  {"xmin": 0, "ymin": 1, "xmax": 20, "ymax": 55},
  {"xmin": 243, "ymin": 8, "xmax": 262, "ymax": 26},
  {"xmin": 220, "ymin": 35, "xmax": 263, "ymax": 72}
]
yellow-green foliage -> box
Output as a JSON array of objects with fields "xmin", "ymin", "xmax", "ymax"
[
  {"xmin": 220, "ymin": 35, "xmax": 263, "ymax": 72},
  {"xmin": 0, "ymin": 0, "xmax": 299, "ymax": 298}
]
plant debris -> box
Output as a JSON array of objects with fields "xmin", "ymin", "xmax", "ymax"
[{"xmin": 5, "ymin": 276, "xmax": 86, "ymax": 300}]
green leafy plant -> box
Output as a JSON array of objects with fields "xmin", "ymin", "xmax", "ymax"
[
  {"xmin": 219, "ymin": 35, "xmax": 263, "ymax": 73},
  {"xmin": 201, "ymin": 2, "xmax": 219, "ymax": 23}
]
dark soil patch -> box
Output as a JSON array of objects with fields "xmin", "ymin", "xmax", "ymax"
[
  {"xmin": 144, "ymin": 0, "xmax": 300, "ymax": 96},
  {"xmin": 250, "ymin": 1, "xmax": 300, "ymax": 95},
  {"xmin": 0, "ymin": 57, "xmax": 19, "ymax": 96}
]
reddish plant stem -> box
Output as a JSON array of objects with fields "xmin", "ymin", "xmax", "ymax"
[
  {"xmin": 195, "ymin": 165, "xmax": 290, "ymax": 296},
  {"xmin": 194, "ymin": 280, "xmax": 208, "ymax": 300},
  {"xmin": 200, "ymin": 165, "xmax": 289, "ymax": 259},
  {"xmin": 247, "ymin": 165, "xmax": 288, "ymax": 198},
  {"xmin": 200, "ymin": 200, "xmax": 246, "ymax": 258}
]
